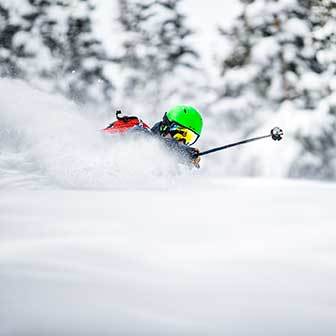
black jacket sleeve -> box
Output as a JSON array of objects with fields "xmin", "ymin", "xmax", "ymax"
[
  {"xmin": 139, "ymin": 122, "xmax": 199, "ymax": 166},
  {"xmin": 151, "ymin": 122, "xmax": 162, "ymax": 135},
  {"xmin": 159, "ymin": 138, "xmax": 199, "ymax": 165}
]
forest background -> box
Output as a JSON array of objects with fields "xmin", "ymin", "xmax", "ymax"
[{"xmin": 1, "ymin": 0, "xmax": 335, "ymax": 179}]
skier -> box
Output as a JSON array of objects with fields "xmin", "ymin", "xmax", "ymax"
[
  {"xmin": 151, "ymin": 105, "xmax": 202, "ymax": 168},
  {"xmin": 103, "ymin": 106, "xmax": 283, "ymax": 167},
  {"xmin": 102, "ymin": 105, "xmax": 203, "ymax": 168}
]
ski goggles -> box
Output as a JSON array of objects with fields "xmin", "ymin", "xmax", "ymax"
[{"xmin": 168, "ymin": 124, "xmax": 199, "ymax": 145}]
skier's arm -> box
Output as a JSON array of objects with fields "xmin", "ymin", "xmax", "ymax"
[{"xmin": 160, "ymin": 138, "xmax": 201, "ymax": 168}]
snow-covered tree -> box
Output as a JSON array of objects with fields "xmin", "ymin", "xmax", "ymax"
[
  {"xmin": 213, "ymin": 0, "xmax": 336, "ymax": 179},
  {"xmin": 214, "ymin": 0, "xmax": 321, "ymax": 129},
  {"xmin": 292, "ymin": 0, "xmax": 336, "ymax": 179},
  {"xmin": 0, "ymin": 0, "xmax": 37, "ymax": 78},
  {"xmin": 57, "ymin": 0, "xmax": 114, "ymax": 104},
  {"xmin": 116, "ymin": 0, "xmax": 202, "ymax": 114},
  {"xmin": 0, "ymin": 0, "xmax": 113, "ymax": 105}
]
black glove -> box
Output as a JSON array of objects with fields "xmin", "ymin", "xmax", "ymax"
[{"xmin": 181, "ymin": 146, "xmax": 200, "ymax": 167}]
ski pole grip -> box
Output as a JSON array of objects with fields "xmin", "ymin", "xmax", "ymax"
[{"xmin": 271, "ymin": 127, "xmax": 283, "ymax": 141}]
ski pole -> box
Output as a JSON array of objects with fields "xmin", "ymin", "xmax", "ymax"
[{"xmin": 198, "ymin": 127, "xmax": 283, "ymax": 157}]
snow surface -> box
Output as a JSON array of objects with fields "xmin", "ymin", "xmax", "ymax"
[
  {"xmin": 2, "ymin": 179, "xmax": 336, "ymax": 336},
  {"xmin": 1, "ymin": 79, "xmax": 336, "ymax": 335}
]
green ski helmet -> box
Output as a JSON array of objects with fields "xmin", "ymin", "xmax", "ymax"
[
  {"xmin": 166, "ymin": 105, "xmax": 203, "ymax": 135},
  {"xmin": 162, "ymin": 105, "xmax": 203, "ymax": 145}
]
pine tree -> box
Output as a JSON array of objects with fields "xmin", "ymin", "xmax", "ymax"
[
  {"xmin": 292, "ymin": 0, "xmax": 336, "ymax": 179},
  {"xmin": 117, "ymin": 0, "xmax": 201, "ymax": 114},
  {"xmin": 0, "ymin": 1, "xmax": 38, "ymax": 78},
  {"xmin": 0, "ymin": 0, "xmax": 113, "ymax": 105},
  {"xmin": 214, "ymin": 0, "xmax": 336, "ymax": 179},
  {"xmin": 57, "ymin": 0, "xmax": 114, "ymax": 104},
  {"xmin": 215, "ymin": 0, "xmax": 323, "ymax": 129}
]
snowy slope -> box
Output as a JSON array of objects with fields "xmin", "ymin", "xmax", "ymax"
[
  {"xmin": 1, "ymin": 179, "xmax": 336, "ymax": 336},
  {"xmin": 1, "ymin": 79, "xmax": 336, "ymax": 335}
]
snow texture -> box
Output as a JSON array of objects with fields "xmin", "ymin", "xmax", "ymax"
[
  {"xmin": 1, "ymin": 78, "xmax": 336, "ymax": 336},
  {"xmin": 1, "ymin": 179, "xmax": 336, "ymax": 336},
  {"xmin": 0, "ymin": 79, "xmax": 193, "ymax": 190}
]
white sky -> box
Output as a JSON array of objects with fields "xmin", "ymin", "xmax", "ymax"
[
  {"xmin": 183, "ymin": 0, "xmax": 242, "ymax": 70},
  {"xmin": 92, "ymin": 0, "xmax": 242, "ymax": 78},
  {"xmin": 93, "ymin": 0, "xmax": 242, "ymax": 50},
  {"xmin": 184, "ymin": 0, "xmax": 241, "ymax": 34}
]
